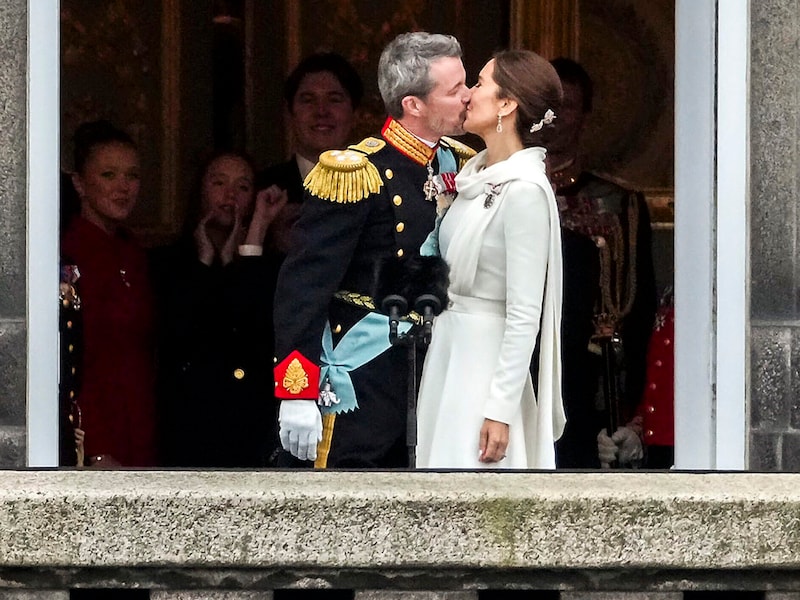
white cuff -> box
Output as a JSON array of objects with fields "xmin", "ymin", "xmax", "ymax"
[{"xmin": 238, "ymin": 244, "xmax": 263, "ymax": 257}]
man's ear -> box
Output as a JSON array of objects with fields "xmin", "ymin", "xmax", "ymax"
[{"xmin": 400, "ymin": 95, "xmax": 424, "ymax": 118}]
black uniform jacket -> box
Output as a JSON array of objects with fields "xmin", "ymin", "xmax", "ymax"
[{"xmin": 273, "ymin": 118, "xmax": 473, "ymax": 402}]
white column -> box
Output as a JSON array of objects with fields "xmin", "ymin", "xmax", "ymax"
[
  {"xmin": 714, "ymin": 0, "xmax": 750, "ymax": 470},
  {"xmin": 26, "ymin": 0, "xmax": 61, "ymax": 467},
  {"xmin": 674, "ymin": 0, "xmax": 717, "ymax": 468}
]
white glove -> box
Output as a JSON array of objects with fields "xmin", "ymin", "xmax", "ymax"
[
  {"xmin": 597, "ymin": 428, "xmax": 619, "ymax": 468},
  {"xmin": 278, "ymin": 400, "xmax": 322, "ymax": 461},
  {"xmin": 597, "ymin": 426, "xmax": 644, "ymax": 468},
  {"xmin": 612, "ymin": 426, "xmax": 644, "ymax": 465}
]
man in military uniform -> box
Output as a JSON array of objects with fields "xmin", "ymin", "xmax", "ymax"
[
  {"xmin": 272, "ymin": 32, "xmax": 473, "ymax": 468},
  {"xmin": 547, "ymin": 58, "xmax": 657, "ymax": 467}
]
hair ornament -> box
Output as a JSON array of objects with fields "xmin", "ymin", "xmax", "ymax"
[{"xmin": 530, "ymin": 109, "xmax": 556, "ymax": 133}]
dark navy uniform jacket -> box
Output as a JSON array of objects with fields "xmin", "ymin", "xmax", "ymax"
[{"xmin": 272, "ymin": 117, "xmax": 473, "ymax": 468}]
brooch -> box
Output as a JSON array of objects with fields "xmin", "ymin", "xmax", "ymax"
[{"xmin": 484, "ymin": 183, "xmax": 504, "ymax": 209}]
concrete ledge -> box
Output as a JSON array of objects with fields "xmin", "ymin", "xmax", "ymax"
[{"xmin": 2, "ymin": 471, "xmax": 800, "ymax": 590}]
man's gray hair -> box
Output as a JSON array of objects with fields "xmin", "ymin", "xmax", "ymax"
[{"xmin": 378, "ymin": 32, "xmax": 463, "ymax": 118}]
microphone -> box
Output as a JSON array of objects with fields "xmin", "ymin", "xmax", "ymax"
[
  {"xmin": 381, "ymin": 294, "xmax": 408, "ymax": 343},
  {"xmin": 413, "ymin": 293, "xmax": 441, "ymax": 345},
  {"xmin": 373, "ymin": 254, "xmax": 450, "ymax": 344}
]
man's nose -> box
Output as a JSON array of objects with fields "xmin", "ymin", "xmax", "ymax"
[{"xmin": 315, "ymin": 100, "xmax": 332, "ymax": 115}]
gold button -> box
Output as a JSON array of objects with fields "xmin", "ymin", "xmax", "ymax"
[
  {"xmin": 396, "ymin": 248, "xmax": 404, "ymax": 257},
  {"xmin": 645, "ymin": 429, "xmax": 654, "ymax": 437},
  {"xmin": 648, "ymin": 405, "xmax": 656, "ymax": 413},
  {"xmin": 68, "ymin": 344, "xmax": 74, "ymax": 353},
  {"xmin": 66, "ymin": 320, "xmax": 73, "ymax": 329},
  {"xmin": 385, "ymin": 169, "xmax": 394, "ymax": 179},
  {"xmin": 333, "ymin": 324, "xmax": 342, "ymax": 334},
  {"xmin": 71, "ymin": 367, "xmax": 76, "ymax": 375},
  {"xmin": 664, "ymin": 338, "xmax": 671, "ymax": 346},
  {"xmin": 233, "ymin": 368, "xmax": 245, "ymax": 380},
  {"xmin": 396, "ymin": 222, "xmax": 405, "ymax": 233},
  {"xmin": 649, "ymin": 383, "xmax": 657, "ymax": 390},
  {"xmin": 654, "ymin": 359, "xmax": 663, "ymax": 367},
  {"xmin": 393, "ymin": 195, "xmax": 402, "ymax": 206},
  {"xmin": 69, "ymin": 390, "xmax": 74, "ymax": 399},
  {"xmin": 273, "ymin": 356, "xmax": 277, "ymax": 363}
]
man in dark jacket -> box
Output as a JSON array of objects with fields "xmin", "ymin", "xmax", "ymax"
[
  {"xmin": 547, "ymin": 58, "xmax": 657, "ymax": 467},
  {"xmin": 273, "ymin": 32, "xmax": 473, "ymax": 468}
]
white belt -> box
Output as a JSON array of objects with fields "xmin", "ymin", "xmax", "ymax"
[{"xmin": 448, "ymin": 293, "xmax": 506, "ymax": 316}]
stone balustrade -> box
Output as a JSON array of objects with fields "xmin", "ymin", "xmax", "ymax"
[{"xmin": 1, "ymin": 471, "xmax": 800, "ymax": 599}]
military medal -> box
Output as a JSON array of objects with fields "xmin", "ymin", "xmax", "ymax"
[
  {"xmin": 423, "ymin": 162, "xmax": 437, "ymax": 202},
  {"xmin": 318, "ymin": 380, "xmax": 339, "ymax": 407}
]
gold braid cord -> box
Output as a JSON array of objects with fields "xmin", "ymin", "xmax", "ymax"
[
  {"xmin": 304, "ymin": 149, "xmax": 383, "ymax": 204},
  {"xmin": 334, "ymin": 290, "xmax": 423, "ymax": 326},
  {"xmin": 596, "ymin": 193, "xmax": 639, "ymax": 335},
  {"xmin": 440, "ymin": 136, "xmax": 477, "ymax": 170}
]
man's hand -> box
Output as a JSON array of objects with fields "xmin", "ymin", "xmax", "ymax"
[
  {"xmin": 597, "ymin": 426, "xmax": 643, "ymax": 468},
  {"xmin": 278, "ymin": 400, "xmax": 322, "ymax": 461}
]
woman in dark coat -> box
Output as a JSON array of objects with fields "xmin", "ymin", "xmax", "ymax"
[{"xmin": 152, "ymin": 150, "xmax": 287, "ymax": 467}]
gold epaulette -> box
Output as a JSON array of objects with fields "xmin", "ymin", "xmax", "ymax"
[
  {"xmin": 440, "ymin": 136, "xmax": 477, "ymax": 170},
  {"xmin": 304, "ymin": 148, "xmax": 383, "ymax": 204}
]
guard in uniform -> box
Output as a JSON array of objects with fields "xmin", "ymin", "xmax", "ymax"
[
  {"xmin": 273, "ymin": 116, "xmax": 474, "ymax": 469},
  {"xmin": 59, "ymin": 262, "xmax": 84, "ymax": 467},
  {"xmin": 597, "ymin": 289, "xmax": 674, "ymax": 469}
]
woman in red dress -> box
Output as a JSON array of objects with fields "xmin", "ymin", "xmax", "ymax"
[{"xmin": 61, "ymin": 120, "xmax": 158, "ymax": 467}]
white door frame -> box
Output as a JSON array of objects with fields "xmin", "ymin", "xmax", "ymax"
[
  {"xmin": 674, "ymin": 0, "xmax": 749, "ymax": 469},
  {"xmin": 27, "ymin": 0, "xmax": 61, "ymax": 467},
  {"xmin": 26, "ymin": 0, "xmax": 749, "ymax": 469}
]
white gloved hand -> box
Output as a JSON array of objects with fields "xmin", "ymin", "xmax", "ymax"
[
  {"xmin": 597, "ymin": 428, "xmax": 619, "ymax": 468},
  {"xmin": 611, "ymin": 426, "xmax": 644, "ymax": 465},
  {"xmin": 278, "ymin": 400, "xmax": 322, "ymax": 461}
]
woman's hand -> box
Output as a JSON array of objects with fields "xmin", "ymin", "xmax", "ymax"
[
  {"xmin": 194, "ymin": 212, "xmax": 216, "ymax": 266},
  {"xmin": 245, "ymin": 185, "xmax": 288, "ymax": 247},
  {"xmin": 478, "ymin": 418, "xmax": 509, "ymax": 463},
  {"xmin": 219, "ymin": 204, "xmax": 243, "ymax": 266}
]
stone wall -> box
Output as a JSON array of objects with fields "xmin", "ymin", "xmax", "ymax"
[
  {"xmin": 0, "ymin": 0, "xmax": 27, "ymax": 468},
  {"xmin": 750, "ymin": 0, "xmax": 800, "ymax": 471}
]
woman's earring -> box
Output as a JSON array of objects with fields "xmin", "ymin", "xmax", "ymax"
[{"xmin": 496, "ymin": 114, "xmax": 503, "ymax": 133}]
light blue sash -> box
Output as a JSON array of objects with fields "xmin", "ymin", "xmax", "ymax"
[
  {"xmin": 319, "ymin": 313, "xmax": 412, "ymax": 414},
  {"xmin": 420, "ymin": 147, "xmax": 457, "ymax": 257}
]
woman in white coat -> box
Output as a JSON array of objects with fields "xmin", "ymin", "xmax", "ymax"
[{"xmin": 416, "ymin": 50, "xmax": 565, "ymax": 469}]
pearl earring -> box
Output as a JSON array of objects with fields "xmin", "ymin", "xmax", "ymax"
[{"xmin": 496, "ymin": 114, "xmax": 503, "ymax": 133}]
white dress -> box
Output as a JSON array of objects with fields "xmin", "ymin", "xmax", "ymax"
[{"xmin": 416, "ymin": 146, "xmax": 565, "ymax": 469}]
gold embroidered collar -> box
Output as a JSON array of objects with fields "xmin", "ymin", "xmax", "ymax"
[{"xmin": 382, "ymin": 117, "xmax": 438, "ymax": 166}]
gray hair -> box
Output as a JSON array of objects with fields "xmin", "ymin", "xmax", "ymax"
[{"xmin": 378, "ymin": 32, "xmax": 463, "ymax": 118}]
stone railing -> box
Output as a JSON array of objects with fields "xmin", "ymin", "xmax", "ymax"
[{"xmin": 2, "ymin": 471, "xmax": 800, "ymax": 599}]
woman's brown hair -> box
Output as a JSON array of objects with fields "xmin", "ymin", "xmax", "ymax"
[{"xmin": 492, "ymin": 49, "xmax": 563, "ymax": 148}]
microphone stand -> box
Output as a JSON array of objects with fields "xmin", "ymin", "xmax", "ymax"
[{"xmin": 381, "ymin": 294, "xmax": 441, "ymax": 467}]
